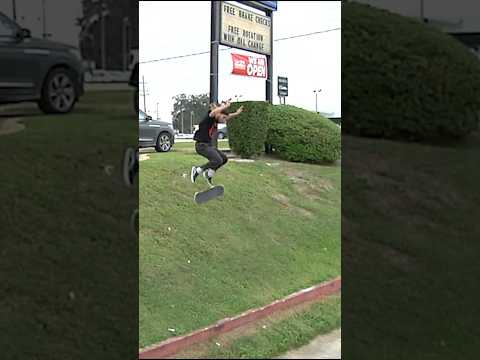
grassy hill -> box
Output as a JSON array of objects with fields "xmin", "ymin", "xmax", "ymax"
[
  {"xmin": 342, "ymin": 132, "xmax": 480, "ymax": 359},
  {"xmin": 139, "ymin": 144, "xmax": 341, "ymax": 348}
]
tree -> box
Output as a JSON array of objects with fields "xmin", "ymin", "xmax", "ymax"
[{"xmin": 171, "ymin": 93, "xmax": 209, "ymax": 133}]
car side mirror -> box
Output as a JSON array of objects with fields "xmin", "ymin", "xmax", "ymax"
[
  {"xmin": 146, "ymin": 115, "xmax": 152, "ymax": 121},
  {"xmin": 21, "ymin": 28, "xmax": 31, "ymax": 38},
  {"xmin": 16, "ymin": 28, "xmax": 31, "ymax": 41}
]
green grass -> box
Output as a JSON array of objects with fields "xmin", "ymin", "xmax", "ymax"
[
  {"xmin": 343, "ymin": 133, "xmax": 480, "ymax": 359},
  {"xmin": 0, "ymin": 90, "xmax": 138, "ymax": 359},
  {"xmin": 177, "ymin": 295, "xmax": 341, "ymax": 359},
  {"xmin": 139, "ymin": 146, "xmax": 341, "ymax": 348}
]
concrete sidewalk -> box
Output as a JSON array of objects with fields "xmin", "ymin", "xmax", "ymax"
[{"xmin": 277, "ymin": 329, "xmax": 341, "ymax": 359}]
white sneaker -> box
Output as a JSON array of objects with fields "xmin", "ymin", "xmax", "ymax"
[
  {"xmin": 191, "ymin": 166, "xmax": 201, "ymax": 183},
  {"xmin": 203, "ymin": 170, "xmax": 214, "ymax": 187}
]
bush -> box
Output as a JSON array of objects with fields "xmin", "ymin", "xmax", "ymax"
[
  {"xmin": 227, "ymin": 101, "xmax": 269, "ymax": 158},
  {"xmin": 266, "ymin": 105, "xmax": 341, "ymax": 163},
  {"xmin": 343, "ymin": 2, "xmax": 480, "ymax": 139}
]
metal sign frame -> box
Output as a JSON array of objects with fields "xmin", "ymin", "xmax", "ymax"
[
  {"xmin": 240, "ymin": 1, "xmax": 277, "ymax": 12},
  {"xmin": 210, "ymin": 1, "xmax": 273, "ymax": 104}
]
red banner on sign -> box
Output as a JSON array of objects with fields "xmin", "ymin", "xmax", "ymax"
[{"xmin": 231, "ymin": 53, "xmax": 267, "ymax": 78}]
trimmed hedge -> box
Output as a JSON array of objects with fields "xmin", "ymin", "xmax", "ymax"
[
  {"xmin": 227, "ymin": 101, "xmax": 269, "ymax": 158},
  {"xmin": 343, "ymin": 2, "xmax": 480, "ymax": 139},
  {"xmin": 266, "ymin": 105, "xmax": 341, "ymax": 163}
]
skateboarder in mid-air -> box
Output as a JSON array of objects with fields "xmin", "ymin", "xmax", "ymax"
[{"xmin": 191, "ymin": 99, "xmax": 243, "ymax": 187}]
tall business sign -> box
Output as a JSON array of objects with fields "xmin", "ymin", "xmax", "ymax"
[
  {"xmin": 220, "ymin": 2, "xmax": 272, "ymax": 55},
  {"xmin": 210, "ymin": 1, "xmax": 277, "ymax": 104}
]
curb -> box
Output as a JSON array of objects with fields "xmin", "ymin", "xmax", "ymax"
[{"xmin": 139, "ymin": 277, "xmax": 341, "ymax": 359}]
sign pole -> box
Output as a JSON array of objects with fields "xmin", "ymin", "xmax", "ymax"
[
  {"xmin": 210, "ymin": 1, "xmax": 221, "ymax": 105},
  {"xmin": 266, "ymin": 9, "xmax": 273, "ymax": 103}
]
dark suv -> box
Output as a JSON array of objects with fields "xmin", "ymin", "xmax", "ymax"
[{"xmin": 0, "ymin": 12, "xmax": 84, "ymax": 113}]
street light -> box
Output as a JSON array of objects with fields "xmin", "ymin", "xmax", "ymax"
[
  {"xmin": 234, "ymin": 94, "xmax": 243, "ymax": 102},
  {"xmin": 181, "ymin": 108, "xmax": 185, "ymax": 134},
  {"xmin": 12, "ymin": 0, "xmax": 16, "ymax": 20},
  {"xmin": 122, "ymin": 17, "xmax": 130, "ymax": 71},
  {"xmin": 420, "ymin": 0, "xmax": 424, "ymax": 22},
  {"xmin": 190, "ymin": 110, "xmax": 194, "ymax": 133},
  {"xmin": 313, "ymin": 89, "xmax": 322, "ymax": 113},
  {"xmin": 100, "ymin": 1, "xmax": 110, "ymax": 70},
  {"xmin": 42, "ymin": 0, "xmax": 47, "ymax": 39}
]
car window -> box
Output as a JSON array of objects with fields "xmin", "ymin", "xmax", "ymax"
[{"xmin": 0, "ymin": 14, "xmax": 17, "ymax": 40}]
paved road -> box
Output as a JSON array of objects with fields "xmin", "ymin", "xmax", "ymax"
[{"xmin": 277, "ymin": 329, "xmax": 341, "ymax": 359}]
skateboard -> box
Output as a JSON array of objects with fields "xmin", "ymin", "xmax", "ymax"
[{"xmin": 194, "ymin": 185, "xmax": 224, "ymax": 204}]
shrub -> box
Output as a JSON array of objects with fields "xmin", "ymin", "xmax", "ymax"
[
  {"xmin": 266, "ymin": 105, "xmax": 341, "ymax": 163},
  {"xmin": 343, "ymin": 2, "xmax": 480, "ymax": 139},
  {"xmin": 227, "ymin": 101, "xmax": 269, "ymax": 158}
]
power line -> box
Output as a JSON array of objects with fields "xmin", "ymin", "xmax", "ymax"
[
  {"xmin": 139, "ymin": 27, "xmax": 341, "ymax": 64},
  {"xmin": 274, "ymin": 28, "xmax": 340, "ymax": 42}
]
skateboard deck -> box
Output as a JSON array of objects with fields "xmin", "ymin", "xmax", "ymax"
[{"xmin": 194, "ymin": 185, "xmax": 224, "ymax": 204}]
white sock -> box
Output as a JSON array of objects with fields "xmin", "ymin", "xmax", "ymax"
[
  {"xmin": 196, "ymin": 167, "xmax": 203, "ymax": 174},
  {"xmin": 207, "ymin": 169, "xmax": 215, "ymax": 178}
]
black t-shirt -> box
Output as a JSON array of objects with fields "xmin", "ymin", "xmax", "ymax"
[{"xmin": 193, "ymin": 113, "xmax": 217, "ymax": 143}]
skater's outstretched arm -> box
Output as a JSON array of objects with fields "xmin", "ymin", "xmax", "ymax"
[
  {"xmin": 221, "ymin": 105, "xmax": 244, "ymax": 123},
  {"xmin": 209, "ymin": 99, "xmax": 232, "ymax": 118}
]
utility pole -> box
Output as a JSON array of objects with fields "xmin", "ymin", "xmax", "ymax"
[
  {"xmin": 142, "ymin": 76, "xmax": 147, "ymax": 113},
  {"xmin": 190, "ymin": 111, "xmax": 194, "ymax": 133},
  {"xmin": 156, "ymin": 102, "xmax": 159, "ymax": 120},
  {"xmin": 181, "ymin": 109, "xmax": 184, "ymax": 134},
  {"xmin": 313, "ymin": 89, "xmax": 321, "ymax": 113},
  {"xmin": 420, "ymin": 0, "xmax": 424, "ymax": 22},
  {"xmin": 100, "ymin": 1, "xmax": 108, "ymax": 70},
  {"xmin": 12, "ymin": 0, "xmax": 17, "ymax": 21},
  {"xmin": 122, "ymin": 17, "xmax": 129, "ymax": 71},
  {"xmin": 42, "ymin": 0, "xmax": 47, "ymax": 39}
]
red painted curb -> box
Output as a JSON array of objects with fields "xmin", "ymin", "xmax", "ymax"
[{"xmin": 139, "ymin": 277, "xmax": 341, "ymax": 359}]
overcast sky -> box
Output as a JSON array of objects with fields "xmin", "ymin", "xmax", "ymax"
[
  {"xmin": 0, "ymin": 0, "xmax": 82, "ymax": 47},
  {"xmin": 139, "ymin": 1, "xmax": 342, "ymax": 122}
]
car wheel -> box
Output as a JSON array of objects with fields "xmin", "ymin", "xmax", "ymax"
[
  {"xmin": 155, "ymin": 132, "xmax": 172, "ymax": 152},
  {"xmin": 38, "ymin": 67, "xmax": 77, "ymax": 114},
  {"xmin": 217, "ymin": 132, "xmax": 225, "ymax": 139}
]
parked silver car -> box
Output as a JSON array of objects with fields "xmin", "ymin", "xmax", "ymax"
[
  {"xmin": 217, "ymin": 124, "xmax": 228, "ymax": 139},
  {"xmin": 139, "ymin": 110, "xmax": 175, "ymax": 152},
  {"xmin": 0, "ymin": 12, "xmax": 84, "ymax": 113}
]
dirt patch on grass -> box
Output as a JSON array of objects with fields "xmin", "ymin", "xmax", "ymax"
[
  {"xmin": 0, "ymin": 118, "xmax": 25, "ymax": 136},
  {"xmin": 272, "ymin": 193, "xmax": 313, "ymax": 218},
  {"xmin": 139, "ymin": 154, "xmax": 150, "ymax": 161},
  {"xmin": 342, "ymin": 215, "xmax": 419, "ymax": 274},
  {"xmin": 283, "ymin": 168, "xmax": 334, "ymax": 199}
]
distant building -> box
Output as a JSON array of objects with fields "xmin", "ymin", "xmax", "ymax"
[{"xmin": 78, "ymin": 0, "xmax": 138, "ymax": 71}]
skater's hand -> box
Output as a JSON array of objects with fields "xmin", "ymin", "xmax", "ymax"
[
  {"xmin": 223, "ymin": 99, "xmax": 232, "ymax": 108},
  {"xmin": 237, "ymin": 105, "xmax": 244, "ymax": 114}
]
